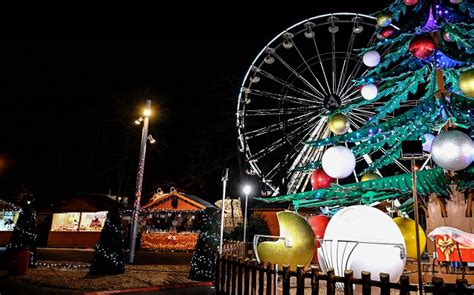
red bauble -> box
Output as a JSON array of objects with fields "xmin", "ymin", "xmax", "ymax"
[
  {"xmin": 409, "ymin": 35, "xmax": 435, "ymax": 59},
  {"xmin": 378, "ymin": 27, "xmax": 395, "ymax": 39},
  {"xmin": 308, "ymin": 215, "xmax": 330, "ymax": 264},
  {"xmin": 310, "ymin": 169, "xmax": 335, "ymax": 190},
  {"xmin": 403, "ymin": 0, "xmax": 418, "ymax": 5}
]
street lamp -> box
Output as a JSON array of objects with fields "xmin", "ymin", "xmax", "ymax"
[
  {"xmin": 242, "ymin": 184, "xmax": 251, "ymax": 245},
  {"xmin": 128, "ymin": 99, "xmax": 153, "ymax": 264}
]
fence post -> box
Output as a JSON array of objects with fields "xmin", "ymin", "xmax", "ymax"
[
  {"xmin": 379, "ymin": 273, "xmax": 390, "ymax": 295},
  {"xmin": 399, "ymin": 275, "xmax": 412, "ymax": 295},
  {"xmin": 282, "ymin": 264, "xmax": 290, "ymax": 295},
  {"xmin": 259, "ymin": 262, "xmax": 265, "ymax": 295},
  {"xmin": 266, "ymin": 263, "xmax": 272, "ymax": 295},
  {"xmin": 344, "ymin": 270, "xmax": 354, "ymax": 295},
  {"xmin": 311, "ymin": 266, "xmax": 319, "ymax": 295},
  {"xmin": 296, "ymin": 265, "xmax": 305, "ymax": 295},
  {"xmin": 456, "ymin": 278, "xmax": 468, "ymax": 294},
  {"xmin": 244, "ymin": 258, "xmax": 250, "ymax": 295},
  {"xmin": 431, "ymin": 277, "xmax": 444, "ymax": 295},
  {"xmin": 251, "ymin": 259, "xmax": 258, "ymax": 295},
  {"xmin": 361, "ymin": 271, "xmax": 371, "ymax": 295},
  {"xmin": 238, "ymin": 258, "xmax": 244, "ymax": 295},
  {"xmin": 231, "ymin": 256, "xmax": 237, "ymax": 295},
  {"xmin": 226, "ymin": 255, "xmax": 232, "ymax": 295},
  {"xmin": 326, "ymin": 269, "xmax": 336, "ymax": 295},
  {"xmin": 220, "ymin": 255, "xmax": 227, "ymax": 294}
]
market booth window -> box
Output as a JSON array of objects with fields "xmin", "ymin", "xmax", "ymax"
[
  {"xmin": 51, "ymin": 211, "xmax": 107, "ymax": 232},
  {"xmin": 0, "ymin": 200, "xmax": 21, "ymax": 245}
]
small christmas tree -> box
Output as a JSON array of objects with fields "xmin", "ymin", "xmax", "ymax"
[
  {"xmin": 189, "ymin": 207, "xmax": 220, "ymax": 281},
  {"xmin": 7, "ymin": 201, "xmax": 38, "ymax": 268},
  {"xmin": 89, "ymin": 207, "xmax": 125, "ymax": 275}
]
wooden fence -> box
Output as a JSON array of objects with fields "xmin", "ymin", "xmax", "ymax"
[
  {"xmin": 222, "ymin": 241, "xmax": 248, "ymax": 258},
  {"xmin": 215, "ymin": 255, "xmax": 472, "ymax": 295}
]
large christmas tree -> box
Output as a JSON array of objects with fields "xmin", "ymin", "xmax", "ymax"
[
  {"xmin": 189, "ymin": 207, "xmax": 220, "ymax": 281},
  {"xmin": 7, "ymin": 201, "xmax": 38, "ymax": 268},
  {"xmin": 260, "ymin": 0, "xmax": 473, "ymax": 212},
  {"xmin": 89, "ymin": 207, "xmax": 125, "ymax": 275}
]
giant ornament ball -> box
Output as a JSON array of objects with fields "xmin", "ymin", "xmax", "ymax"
[
  {"xmin": 322, "ymin": 146, "xmax": 356, "ymax": 179},
  {"xmin": 361, "ymin": 83, "xmax": 378, "ymax": 100},
  {"xmin": 393, "ymin": 217, "xmax": 426, "ymax": 259},
  {"xmin": 442, "ymin": 31, "xmax": 452, "ymax": 42},
  {"xmin": 310, "ymin": 169, "xmax": 335, "ymax": 190},
  {"xmin": 431, "ymin": 130, "xmax": 473, "ymax": 171},
  {"xmin": 257, "ymin": 211, "xmax": 315, "ymax": 271},
  {"xmin": 422, "ymin": 133, "xmax": 436, "ymax": 152},
  {"xmin": 403, "ymin": 0, "xmax": 418, "ymax": 5},
  {"xmin": 328, "ymin": 113, "xmax": 350, "ymax": 135},
  {"xmin": 377, "ymin": 27, "xmax": 395, "ymax": 40},
  {"xmin": 459, "ymin": 69, "xmax": 474, "ymax": 98},
  {"xmin": 362, "ymin": 51, "xmax": 380, "ymax": 67},
  {"xmin": 320, "ymin": 206, "xmax": 406, "ymax": 282},
  {"xmin": 308, "ymin": 215, "xmax": 330, "ymax": 264},
  {"xmin": 361, "ymin": 172, "xmax": 381, "ymax": 182},
  {"xmin": 409, "ymin": 35, "xmax": 435, "ymax": 59},
  {"xmin": 376, "ymin": 13, "xmax": 392, "ymax": 27}
]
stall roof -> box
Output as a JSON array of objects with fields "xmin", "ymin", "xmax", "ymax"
[
  {"xmin": 39, "ymin": 193, "xmax": 121, "ymax": 213},
  {"xmin": 142, "ymin": 191, "xmax": 216, "ymax": 211}
]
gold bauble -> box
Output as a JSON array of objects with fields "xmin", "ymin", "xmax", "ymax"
[
  {"xmin": 459, "ymin": 69, "xmax": 474, "ymax": 98},
  {"xmin": 393, "ymin": 217, "xmax": 426, "ymax": 259},
  {"xmin": 361, "ymin": 172, "xmax": 381, "ymax": 182},
  {"xmin": 377, "ymin": 13, "xmax": 392, "ymax": 27},
  {"xmin": 328, "ymin": 113, "xmax": 350, "ymax": 135},
  {"xmin": 257, "ymin": 211, "xmax": 315, "ymax": 270}
]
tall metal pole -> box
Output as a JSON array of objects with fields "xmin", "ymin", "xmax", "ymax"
[
  {"xmin": 412, "ymin": 159, "xmax": 423, "ymax": 294},
  {"xmin": 243, "ymin": 192, "xmax": 249, "ymax": 245},
  {"xmin": 219, "ymin": 168, "xmax": 229, "ymax": 256},
  {"xmin": 128, "ymin": 99, "xmax": 151, "ymax": 263}
]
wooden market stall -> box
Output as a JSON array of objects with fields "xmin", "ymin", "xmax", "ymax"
[
  {"xmin": 0, "ymin": 199, "xmax": 21, "ymax": 245},
  {"xmin": 42, "ymin": 193, "xmax": 120, "ymax": 248},
  {"xmin": 140, "ymin": 189, "xmax": 216, "ymax": 251}
]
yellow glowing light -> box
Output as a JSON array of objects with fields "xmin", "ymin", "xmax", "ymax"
[{"xmin": 143, "ymin": 109, "xmax": 152, "ymax": 117}]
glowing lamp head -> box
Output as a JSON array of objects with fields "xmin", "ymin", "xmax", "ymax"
[
  {"xmin": 143, "ymin": 108, "xmax": 152, "ymax": 117},
  {"xmin": 243, "ymin": 185, "xmax": 252, "ymax": 195}
]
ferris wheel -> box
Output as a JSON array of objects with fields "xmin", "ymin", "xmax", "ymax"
[{"xmin": 237, "ymin": 13, "xmax": 408, "ymax": 196}]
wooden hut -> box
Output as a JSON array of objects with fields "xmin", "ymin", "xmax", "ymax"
[
  {"xmin": 140, "ymin": 189, "xmax": 215, "ymax": 251},
  {"xmin": 0, "ymin": 199, "xmax": 21, "ymax": 245}
]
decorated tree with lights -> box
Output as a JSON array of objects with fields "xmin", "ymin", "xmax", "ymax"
[
  {"xmin": 260, "ymin": 0, "xmax": 473, "ymax": 212},
  {"xmin": 7, "ymin": 201, "xmax": 38, "ymax": 268},
  {"xmin": 89, "ymin": 207, "xmax": 125, "ymax": 275},
  {"xmin": 189, "ymin": 207, "xmax": 220, "ymax": 281}
]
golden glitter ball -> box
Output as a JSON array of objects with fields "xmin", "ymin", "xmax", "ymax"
[
  {"xmin": 393, "ymin": 217, "xmax": 426, "ymax": 259},
  {"xmin": 361, "ymin": 172, "xmax": 381, "ymax": 182},
  {"xmin": 328, "ymin": 113, "xmax": 350, "ymax": 135},
  {"xmin": 376, "ymin": 13, "xmax": 392, "ymax": 27},
  {"xmin": 459, "ymin": 69, "xmax": 474, "ymax": 98},
  {"xmin": 257, "ymin": 211, "xmax": 315, "ymax": 271}
]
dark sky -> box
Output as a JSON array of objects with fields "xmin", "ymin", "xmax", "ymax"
[{"xmin": 0, "ymin": 2, "xmax": 390, "ymax": 204}]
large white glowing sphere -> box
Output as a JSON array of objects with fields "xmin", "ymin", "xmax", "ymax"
[
  {"xmin": 321, "ymin": 146, "xmax": 355, "ymax": 179},
  {"xmin": 431, "ymin": 130, "xmax": 473, "ymax": 171},
  {"xmin": 362, "ymin": 51, "xmax": 381, "ymax": 67},
  {"xmin": 361, "ymin": 84, "xmax": 378, "ymax": 100},
  {"xmin": 422, "ymin": 133, "xmax": 435, "ymax": 152},
  {"xmin": 323, "ymin": 205, "xmax": 406, "ymax": 282}
]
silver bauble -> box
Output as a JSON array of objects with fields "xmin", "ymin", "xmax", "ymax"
[{"xmin": 431, "ymin": 130, "xmax": 473, "ymax": 171}]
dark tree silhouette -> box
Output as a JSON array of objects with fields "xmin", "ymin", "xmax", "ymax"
[
  {"xmin": 189, "ymin": 207, "xmax": 220, "ymax": 281},
  {"xmin": 228, "ymin": 213, "xmax": 270, "ymax": 243},
  {"xmin": 89, "ymin": 207, "xmax": 125, "ymax": 275}
]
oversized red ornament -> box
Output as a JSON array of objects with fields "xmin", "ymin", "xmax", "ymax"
[
  {"xmin": 409, "ymin": 35, "xmax": 436, "ymax": 59},
  {"xmin": 403, "ymin": 0, "xmax": 418, "ymax": 5},
  {"xmin": 310, "ymin": 169, "xmax": 335, "ymax": 190},
  {"xmin": 308, "ymin": 215, "xmax": 330, "ymax": 264},
  {"xmin": 377, "ymin": 27, "xmax": 395, "ymax": 39}
]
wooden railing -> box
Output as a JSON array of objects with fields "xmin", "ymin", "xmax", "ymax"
[
  {"xmin": 222, "ymin": 241, "xmax": 248, "ymax": 258},
  {"xmin": 215, "ymin": 255, "xmax": 472, "ymax": 294}
]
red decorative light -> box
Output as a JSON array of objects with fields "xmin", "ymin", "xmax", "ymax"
[
  {"xmin": 409, "ymin": 35, "xmax": 436, "ymax": 59},
  {"xmin": 310, "ymin": 169, "xmax": 335, "ymax": 190},
  {"xmin": 403, "ymin": 0, "xmax": 418, "ymax": 5},
  {"xmin": 378, "ymin": 27, "xmax": 395, "ymax": 39}
]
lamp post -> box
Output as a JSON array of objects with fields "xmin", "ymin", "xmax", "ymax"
[
  {"xmin": 219, "ymin": 168, "xmax": 229, "ymax": 256},
  {"xmin": 128, "ymin": 99, "xmax": 152, "ymax": 264},
  {"xmin": 242, "ymin": 184, "xmax": 251, "ymax": 245}
]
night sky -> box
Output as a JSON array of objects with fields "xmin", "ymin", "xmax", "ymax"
[{"xmin": 0, "ymin": 2, "xmax": 390, "ymax": 205}]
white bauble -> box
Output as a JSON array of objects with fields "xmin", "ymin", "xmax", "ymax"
[
  {"xmin": 361, "ymin": 84, "xmax": 378, "ymax": 100},
  {"xmin": 322, "ymin": 146, "xmax": 355, "ymax": 179},
  {"xmin": 431, "ymin": 130, "xmax": 473, "ymax": 171},
  {"xmin": 362, "ymin": 51, "xmax": 381, "ymax": 67},
  {"xmin": 323, "ymin": 205, "xmax": 406, "ymax": 282},
  {"xmin": 422, "ymin": 133, "xmax": 436, "ymax": 152}
]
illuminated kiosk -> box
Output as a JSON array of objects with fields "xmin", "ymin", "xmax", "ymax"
[
  {"xmin": 140, "ymin": 189, "xmax": 216, "ymax": 251},
  {"xmin": 0, "ymin": 199, "xmax": 21, "ymax": 245},
  {"xmin": 46, "ymin": 193, "xmax": 120, "ymax": 248}
]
